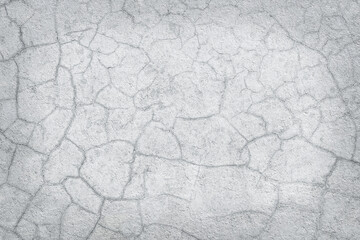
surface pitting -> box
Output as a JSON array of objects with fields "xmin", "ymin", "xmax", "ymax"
[{"xmin": 1, "ymin": 0, "xmax": 360, "ymax": 239}]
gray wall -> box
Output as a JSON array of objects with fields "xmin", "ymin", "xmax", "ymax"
[{"xmin": 1, "ymin": 0, "xmax": 360, "ymax": 239}]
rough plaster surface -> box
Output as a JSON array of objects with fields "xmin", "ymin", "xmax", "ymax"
[{"xmin": 0, "ymin": 0, "xmax": 360, "ymax": 239}]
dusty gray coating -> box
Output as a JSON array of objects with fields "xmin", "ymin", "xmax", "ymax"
[{"xmin": 0, "ymin": 0, "xmax": 360, "ymax": 239}]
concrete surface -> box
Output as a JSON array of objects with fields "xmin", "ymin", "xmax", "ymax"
[{"xmin": 0, "ymin": 0, "xmax": 360, "ymax": 239}]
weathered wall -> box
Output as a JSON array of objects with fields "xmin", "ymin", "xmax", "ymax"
[{"xmin": 1, "ymin": 0, "xmax": 360, "ymax": 239}]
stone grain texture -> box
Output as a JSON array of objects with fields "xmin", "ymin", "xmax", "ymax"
[{"xmin": 0, "ymin": 0, "xmax": 360, "ymax": 239}]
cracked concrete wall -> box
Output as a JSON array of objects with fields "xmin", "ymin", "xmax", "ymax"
[{"xmin": 0, "ymin": 0, "xmax": 360, "ymax": 239}]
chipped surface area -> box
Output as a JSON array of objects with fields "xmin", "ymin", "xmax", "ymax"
[{"xmin": 1, "ymin": 0, "xmax": 360, "ymax": 239}]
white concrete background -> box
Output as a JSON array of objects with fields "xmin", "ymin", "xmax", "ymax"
[{"xmin": 1, "ymin": 0, "xmax": 360, "ymax": 239}]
